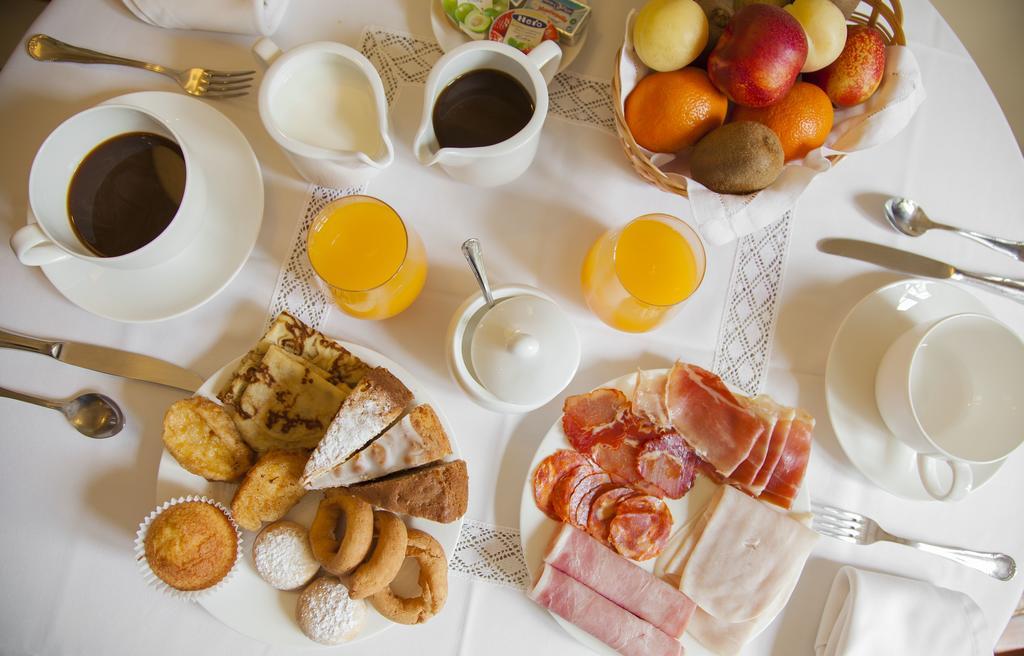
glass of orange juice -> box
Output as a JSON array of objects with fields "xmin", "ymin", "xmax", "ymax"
[
  {"xmin": 581, "ymin": 214, "xmax": 706, "ymax": 333},
  {"xmin": 307, "ymin": 195, "xmax": 427, "ymax": 320}
]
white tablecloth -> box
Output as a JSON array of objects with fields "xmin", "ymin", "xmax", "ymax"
[{"xmin": 1, "ymin": 1, "xmax": 1022, "ymax": 655}]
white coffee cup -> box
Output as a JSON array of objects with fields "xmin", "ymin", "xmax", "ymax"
[
  {"xmin": 11, "ymin": 104, "xmax": 205, "ymax": 270},
  {"xmin": 875, "ymin": 313, "xmax": 1024, "ymax": 501},
  {"xmin": 413, "ymin": 40, "xmax": 562, "ymax": 187},
  {"xmin": 253, "ymin": 39, "xmax": 395, "ymax": 189}
]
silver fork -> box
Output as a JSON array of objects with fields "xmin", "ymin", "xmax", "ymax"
[
  {"xmin": 811, "ymin": 502, "xmax": 1016, "ymax": 581},
  {"xmin": 26, "ymin": 34, "xmax": 255, "ymax": 99}
]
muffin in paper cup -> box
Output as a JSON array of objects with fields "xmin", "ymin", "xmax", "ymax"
[{"xmin": 134, "ymin": 495, "xmax": 243, "ymax": 602}]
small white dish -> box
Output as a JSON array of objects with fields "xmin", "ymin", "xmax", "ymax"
[
  {"xmin": 429, "ymin": 0, "xmax": 587, "ymax": 74},
  {"xmin": 37, "ymin": 91, "xmax": 264, "ymax": 323},
  {"xmin": 447, "ymin": 285, "xmax": 580, "ymax": 413},
  {"xmin": 825, "ymin": 278, "xmax": 1004, "ymax": 501}
]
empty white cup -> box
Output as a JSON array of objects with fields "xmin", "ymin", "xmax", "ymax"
[{"xmin": 875, "ymin": 313, "xmax": 1024, "ymax": 501}]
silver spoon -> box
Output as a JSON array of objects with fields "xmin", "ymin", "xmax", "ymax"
[
  {"xmin": 884, "ymin": 197, "xmax": 1024, "ymax": 261},
  {"xmin": 0, "ymin": 386, "xmax": 124, "ymax": 438},
  {"xmin": 462, "ymin": 238, "xmax": 495, "ymax": 308}
]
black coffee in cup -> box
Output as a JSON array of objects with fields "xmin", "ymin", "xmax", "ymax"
[{"xmin": 67, "ymin": 131, "xmax": 186, "ymax": 257}]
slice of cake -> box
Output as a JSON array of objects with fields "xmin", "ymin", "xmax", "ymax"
[
  {"xmin": 301, "ymin": 367, "xmax": 412, "ymax": 489},
  {"xmin": 304, "ymin": 405, "xmax": 452, "ymax": 489},
  {"xmin": 344, "ymin": 459, "xmax": 468, "ymax": 524}
]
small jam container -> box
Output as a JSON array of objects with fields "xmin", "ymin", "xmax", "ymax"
[{"xmin": 447, "ymin": 285, "xmax": 580, "ymax": 413}]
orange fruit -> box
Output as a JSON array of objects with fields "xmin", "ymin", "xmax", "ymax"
[
  {"xmin": 731, "ymin": 82, "xmax": 833, "ymax": 162},
  {"xmin": 625, "ymin": 67, "xmax": 728, "ymax": 153}
]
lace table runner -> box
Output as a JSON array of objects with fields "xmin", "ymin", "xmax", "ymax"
[{"xmin": 264, "ymin": 27, "xmax": 795, "ymax": 590}]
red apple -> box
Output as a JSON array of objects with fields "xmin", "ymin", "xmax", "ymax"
[
  {"xmin": 707, "ymin": 4, "xmax": 808, "ymax": 108},
  {"xmin": 806, "ymin": 25, "xmax": 887, "ymax": 107}
]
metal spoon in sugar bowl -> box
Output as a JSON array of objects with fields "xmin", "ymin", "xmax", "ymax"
[
  {"xmin": 884, "ymin": 197, "xmax": 1024, "ymax": 261},
  {"xmin": 0, "ymin": 386, "xmax": 124, "ymax": 438}
]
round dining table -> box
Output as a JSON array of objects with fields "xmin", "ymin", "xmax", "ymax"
[{"xmin": 1, "ymin": 0, "xmax": 1023, "ymax": 654}]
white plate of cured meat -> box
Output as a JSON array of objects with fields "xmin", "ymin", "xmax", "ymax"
[{"xmin": 519, "ymin": 365, "xmax": 810, "ymax": 656}]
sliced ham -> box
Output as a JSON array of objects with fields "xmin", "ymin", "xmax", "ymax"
[
  {"xmin": 761, "ymin": 409, "xmax": 815, "ymax": 509},
  {"xmin": 529, "ymin": 564, "xmax": 683, "ymax": 656},
  {"xmin": 728, "ymin": 395, "xmax": 781, "ymax": 490},
  {"xmin": 665, "ymin": 362, "xmax": 764, "ymax": 477},
  {"xmin": 637, "ymin": 433, "xmax": 698, "ymax": 499},
  {"xmin": 749, "ymin": 406, "xmax": 796, "ymax": 495},
  {"xmin": 632, "ymin": 370, "xmax": 670, "ymax": 427},
  {"xmin": 545, "ymin": 524, "xmax": 696, "ymax": 639},
  {"xmin": 680, "ymin": 485, "xmax": 818, "ymax": 623}
]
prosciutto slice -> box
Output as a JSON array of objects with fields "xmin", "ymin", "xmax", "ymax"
[
  {"xmin": 750, "ymin": 406, "xmax": 796, "ymax": 495},
  {"xmin": 665, "ymin": 362, "xmax": 764, "ymax": 476},
  {"xmin": 728, "ymin": 395, "xmax": 782, "ymax": 490},
  {"xmin": 545, "ymin": 524, "xmax": 696, "ymax": 639},
  {"xmin": 632, "ymin": 370, "xmax": 670, "ymax": 427},
  {"xmin": 529, "ymin": 564, "xmax": 683, "ymax": 656},
  {"xmin": 761, "ymin": 410, "xmax": 815, "ymax": 509}
]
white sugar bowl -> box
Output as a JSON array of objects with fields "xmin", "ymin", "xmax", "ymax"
[{"xmin": 447, "ymin": 285, "xmax": 581, "ymax": 413}]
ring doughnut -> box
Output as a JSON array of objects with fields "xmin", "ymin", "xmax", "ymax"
[
  {"xmin": 369, "ymin": 528, "xmax": 448, "ymax": 625},
  {"xmin": 309, "ymin": 490, "xmax": 373, "ymax": 575},
  {"xmin": 348, "ymin": 510, "xmax": 408, "ymax": 599}
]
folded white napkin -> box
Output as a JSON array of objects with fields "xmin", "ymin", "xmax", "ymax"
[
  {"xmin": 815, "ymin": 566, "xmax": 989, "ymax": 656},
  {"xmin": 617, "ymin": 12, "xmax": 926, "ymax": 245},
  {"xmin": 122, "ymin": 0, "xmax": 289, "ymax": 35}
]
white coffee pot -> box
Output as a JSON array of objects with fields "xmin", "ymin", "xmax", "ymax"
[{"xmin": 413, "ymin": 40, "xmax": 561, "ymax": 187}]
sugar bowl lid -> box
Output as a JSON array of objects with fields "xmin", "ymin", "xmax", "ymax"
[{"xmin": 470, "ymin": 292, "xmax": 580, "ymax": 407}]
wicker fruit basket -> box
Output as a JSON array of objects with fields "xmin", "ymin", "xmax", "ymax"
[{"xmin": 612, "ymin": 0, "xmax": 906, "ymax": 198}]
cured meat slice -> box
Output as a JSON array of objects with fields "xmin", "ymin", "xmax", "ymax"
[
  {"xmin": 665, "ymin": 362, "xmax": 764, "ymax": 477},
  {"xmin": 637, "ymin": 433, "xmax": 698, "ymax": 499},
  {"xmin": 529, "ymin": 564, "xmax": 684, "ymax": 656},
  {"xmin": 761, "ymin": 409, "xmax": 814, "ymax": 508},
  {"xmin": 679, "ymin": 486, "xmax": 818, "ymax": 623},
  {"xmin": 566, "ymin": 472, "xmax": 612, "ymax": 529},
  {"xmin": 587, "ymin": 486, "xmax": 637, "ymax": 543},
  {"xmin": 609, "ymin": 495, "xmax": 673, "ymax": 561},
  {"xmin": 551, "ymin": 461, "xmax": 601, "ymax": 522},
  {"xmin": 571, "ymin": 481, "xmax": 616, "ymax": 530},
  {"xmin": 632, "ymin": 370, "xmax": 670, "ymax": 428},
  {"xmin": 591, "ymin": 439, "xmax": 642, "ymax": 485},
  {"xmin": 750, "ymin": 406, "xmax": 795, "ymax": 495},
  {"xmin": 532, "ymin": 449, "xmax": 592, "ymax": 519},
  {"xmin": 544, "ymin": 524, "xmax": 697, "ymax": 640},
  {"xmin": 729, "ymin": 395, "xmax": 782, "ymax": 490},
  {"xmin": 562, "ymin": 388, "xmax": 631, "ymax": 452}
]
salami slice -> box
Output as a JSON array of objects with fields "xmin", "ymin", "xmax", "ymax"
[
  {"xmin": 587, "ymin": 486, "xmax": 637, "ymax": 543},
  {"xmin": 637, "ymin": 433, "xmax": 698, "ymax": 500},
  {"xmin": 551, "ymin": 461, "xmax": 601, "ymax": 522},
  {"xmin": 568, "ymin": 477, "xmax": 614, "ymax": 529},
  {"xmin": 563, "ymin": 388, "xmax": 630, "ymax": 452},
  {"xmin": 608, "ymin": 495, "xmax": 673, "ymax": 561},
  {"xmin": 532, "ymin": 449, "xmax": 592, "ymax": 519},
  {"xmin": 591, "ymin": 439, "xmax": 642, "ymax": 485}
]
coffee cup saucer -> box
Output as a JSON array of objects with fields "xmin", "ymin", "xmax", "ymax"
[
  {"xmin": 35, "ymin": 91, "xmax": 263, "ymax": 323},
  {"xmin": 825, "ymin": 278, "xmax": 1004, "ymax": 500}
]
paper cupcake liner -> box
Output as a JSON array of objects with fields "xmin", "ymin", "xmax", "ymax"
[{"xmin": 135, "ymin": 495, "xmax": 243, "ymax": 602}]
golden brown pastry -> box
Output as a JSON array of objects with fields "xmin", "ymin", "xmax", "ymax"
[
  {"xmin": 144, "ymin": 501, "xmax": 238, "ymax": 591},
  {"xmin": 308, "ymin": 490, "xmax": 374, "ymax": 575},
  {"xmin": 369, "ymin": 528, "xmax": 448, "ymax": 624},
  {"xmin": 162, "ymin": 397, "xmax": 254, "ymax": 481},
  {"xmin": 231, "ymin": 449, "xmax": 310, "ymax": 532},
  {"xmin": 345, "ymin": 459, "xmax": 468, "ymax": 523},
  {"xmin": 348, "ymin": 511, "xmax": 408, "ymax": 599}
]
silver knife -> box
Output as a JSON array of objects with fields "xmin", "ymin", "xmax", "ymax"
[
  {"xmin": 818, "ymin": 238, "xmax": 1024, "ymax": 304},
  {"xmin": 0, "ymin": 327, "xmax": 203, "ymax": 392}
]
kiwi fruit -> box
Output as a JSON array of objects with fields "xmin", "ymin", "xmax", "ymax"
[{"xmin": 690, "ymin": 121, "xmax": 785, "ymax": 195}]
